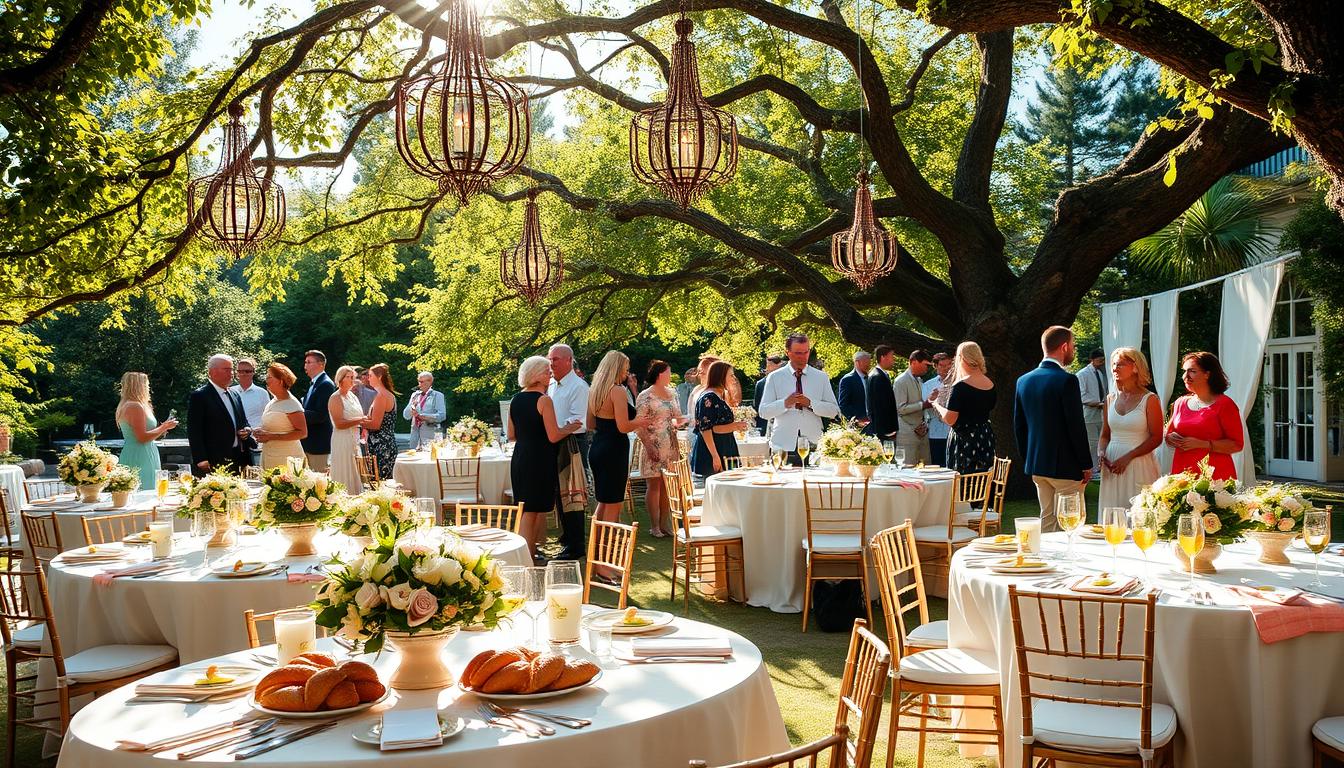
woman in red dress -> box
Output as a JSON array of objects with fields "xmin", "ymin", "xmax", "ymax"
[{"xmin": 1164, "ymin": 351, "xmax": 1243, "ymax": 480}]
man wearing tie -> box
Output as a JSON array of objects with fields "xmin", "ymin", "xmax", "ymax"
[
  {"xmin": 187, "ymin": 353, "xmax": 254, "ymax": 476},
  {"xmin": 837, "ymin": 350, "xmax": 871, "ymax": 426},
  {"xmin": 403, "ymin": 372, "xmax": 447, "ymax": 449},
  {"xmin": 758, "ymin": 333, "xmax": 840, "ymax": 464},
  {"xmin": 1076, "ymin": 348, "xmax": 1108, "ymax": 477},
  {"xmin": 894, "ymin": 350, "xmax": 934, "ymax": 465},
  {"xmin": 300, "ymin": 350, "xmax": 336, "ymax": 471}
]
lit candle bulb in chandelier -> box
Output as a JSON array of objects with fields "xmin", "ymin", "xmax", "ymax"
[{"xmin": 452, "ymin": 99, "xmax": 470, "ymax": 159}]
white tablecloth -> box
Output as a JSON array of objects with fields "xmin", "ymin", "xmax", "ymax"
[
  {"xmin": 0, "ymin": 463, "xmax": 25, "ymax": 515},
  {"xmin": 949, "ymin": 532, "xmax": 1344, "ymax": 768},
  {"xmin": 56, "ymin": 614, "xmax": 789, "ymax": 768},
  {"xmin": 393, "ymin": 449, "xmax": 512, "ymax": 505},
  {"xmin": 701, "ymin": 467, "xmax": 954, "ymax": 612},
  {"xmin": 23, "ymin": 489, "xmax": 176, "ymax": 550}
]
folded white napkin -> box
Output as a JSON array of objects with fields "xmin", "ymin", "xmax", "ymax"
[
  {"xmin": 92, "ymin": 560, "xmax": 173, "ymax": 586},
  {"xmin": 630, "ymin": 637, "xmax": 732, "ymax": 657},
  {"xmin": 380, "ymin": 709, "xmax": 443, "ymax": 751}
]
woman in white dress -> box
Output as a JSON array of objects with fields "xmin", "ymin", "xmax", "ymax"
[
  {"xmin": 252, "ymin": 362, "xmax": 307, "ymax": 470},
  {"xmin": 327, "ymin": 365, "xmax": 366, "ymax": 492},
  {"xmin": 1097, "ymin": 347, "xmax": 1163, "ymax": 514}
]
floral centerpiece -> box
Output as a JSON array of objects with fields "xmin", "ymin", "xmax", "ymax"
[
  {"xmin": 850, "ymin": 436, "xmax": 887, "ymax": 478},
  {"xmin": 254, "ymin": 465, "xmax": 344, "ymax": 556},
  {"xmin": 337, "ymin": 483, "xmax": 418, "ymax": 543},
  {"xmin": 446, "ymin": 416, "xmax": 491, "ymax": 456},
  {"xmin": 311, "ymin": 530, "xmax": 506, "ymax": 688},
  {"xmin": 816, "ymin": 419, "xmax": 866, "ymax": 475},
  {"xmin": 58, "ymin": 441, "xmax": 118, "ymax": 501},
  {"xmin": 178, "ymin": 469, "xmax": 250, "ymax": 548},
  {"xmin": 105, "ymin": 465, "xmax": 140, "ymax": 507},
  {"xmin": 1130, "ymin": 460, "xmax": 1252, "ymax": 573},
  {"xmin": 1242, "ymin": 483, "xmax": 1317, "ymax": 564},
  {"xmin": 731, "ymin": 405, "xmax": 757, "ymax": 438}
]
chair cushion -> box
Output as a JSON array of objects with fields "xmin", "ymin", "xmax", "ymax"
[
  {"xmin": 896, "ymin": 647, "xmax": 999, "ymax": 686},
  {"xmin": 678, "ymin": 524, "xmax": 742, "ymax": 543},
  {"xmin": 12, "ymin": 622, "xmax": 44, "ymax": 649},
  {"xmin": 911, "ymin": 525, "xmax": 977, "ymax": 544},
  {"xmin": 63, "ymin": 644, "xmax": 178, "ymax": 683},
  {"xmin": 955, "ymin": 510, "xmax": 1001, "ymax": 525},
  {"xmin": 440, "ymin": 494, "xmax": 479, "ymax": 505},
  {"xmin": 1031, "ymin": 700, "xmax": 1177, "ymax": 754},
  {"xmin": 802, "ymin": 534, "xmax": 864, "ymax": 554},
  {"xmin": 1314, "ymin": 717, "xmax": 1344, "ymax": 753},
  {"xmin": 905, "ymin": 620, "xmax": 948, "ymax": 649}
]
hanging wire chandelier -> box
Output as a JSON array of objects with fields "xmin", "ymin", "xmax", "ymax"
[
  {"xmin": 831, "ymin": 0, "xmax": 896, "ymax": 290},
  {"xmin": 395, "ymin": 0, "xmax": 530, "ymax": 206},
  {"xmin": 186, "ymin": 102, "xmax": 286, "ymax": 256},
  {"xmin": 629, "ymin": 2, "xmax": 738, "ymax": 208},
  {"xmin": 501, "ymin": 188, "xmax": 563, "ymax": 304}
]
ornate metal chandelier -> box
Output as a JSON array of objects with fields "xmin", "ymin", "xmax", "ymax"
[
  {"xmin": 187, "ymin": 102, "xmax": 285, "ymax": 256},
  {"xmin": 395, "ymin": 0, "xmax": 529, "ymax": 206},
  {"xmin": 501, "ymin": 188, "xmax": 563, "ymax": 304},
  {"xmin": 629, "ymin": 6, "xmax": 738, "ymax": 208},
  {"xmin": 831, "ymin": 169, "xmax": 896, "ymax": 290}
]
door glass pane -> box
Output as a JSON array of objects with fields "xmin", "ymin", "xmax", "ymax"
[
  {"xmin": 1296, "ymin": 351, "xmax": 1314, "ymax": 463},
  {"xmin": 1294, "ymin": 299, "xmax": 1315, "ymax": 337},
  {"xmin": 1272, "ymin": 302, "xmax": 1291, "ymax": 338},
  {"xmin": 1272, "ymin": 353, "xmax": 1289, "ymax": 461}
]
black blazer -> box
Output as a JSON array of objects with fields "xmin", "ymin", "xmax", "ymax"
[
  {"xmin": 837, "ymin": 369, "xmax": 868, "ymax": 422},
  {"xmin": 301, "ymin": 373, "xmax": 336, "ymax": 455},
  {"xmin": 1013, "ymin": 360, "xmax": 1093, "ymax": 480},
  {"xmin": 751, "ymin": 377, "xmax": 768, "ymax": 432},
  {"xmin": 864, "ymin": 368, "xmax": 898, "ymax": 438},
  {"xmin": 187, "ymin": 382, "xmax": 253, "ymax": 476}
]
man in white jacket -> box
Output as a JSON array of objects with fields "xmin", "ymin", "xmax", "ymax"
[
  {"xmin": 402, "ymin": 372, "xmax": 447, "ymax": 449},
  {"xmin": 759, "ymin": 333, "xmax": 840, "ymax": 464}
]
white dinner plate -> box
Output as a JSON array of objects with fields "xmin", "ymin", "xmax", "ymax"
[
  {"xmin": 250, "ymin": 689, "xmax": 389, "ymax": 719},
  {"xmin": 122, "ymin": 531, "xmax": 155, "ymax": 545},
  {"xmin": 969, "ymin": 536, "xmax": 1018, "ymax": 551},
  {"xmin": 352, "ymin": 715, "xmax": 465, "ymax": 746},
  {"xmin": 459, "ymin": 670, "xmax": 602, "ymax": 702},
  {"xmin": 584, "ymin": 609, "xmax": 674, "ymax": 634},
  {"xmin": 989, "ymin": 563, "xmax": 1056, "ymax": 575},
  {"xmin": 210, "ymin": 562, "xmax": 284, "ymax": 578},
  {"xmin": 748, "ymin": 479, "xmax": 787, "ymax": 486},
  {"xmin": 143, "ymin": 665, "xmax": 262, "ymax": 692}
]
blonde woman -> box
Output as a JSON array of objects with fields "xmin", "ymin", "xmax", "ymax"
[
  {"xmin": 510, "ymin": 356, "xmax": 582, "ymax": 559},
  {"xmin": 115, "ymin": 372, "xmax": 178, "ymax": 489},
  {"xmin": 327, "ymin": 366, "xmax": 365, "ymax": 493},
  {"xmin": 1098, "ymin": 347, "xmax": 1163, "ymax": 512},
  {"xmin": 587, "ymin": 351, "xmax": 653, "ymax": 581},
  {"xmin": 931, "ymin": 341, "xmax": 996, "ymax": 473},
  {"xmin": 252, "ymin": 362, "xmax": 307, "ymax": 469}
]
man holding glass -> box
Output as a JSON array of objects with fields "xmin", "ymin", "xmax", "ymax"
[{"xmin": 758, "ymin": 333, "xmax": 839, "ymax": 465}]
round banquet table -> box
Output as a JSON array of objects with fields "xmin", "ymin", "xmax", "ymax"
[
  {"xmin": 55, "ymin": 613, "xmax": 789, "ymax": 768},
  {"xmin": 0, "ymin": 463, "xmax": 25, "ymax": 515},
  {"xmin": 22, "ymin": 489, "xmax": 187, "ymax": 551},
  {"xmin": 949, "ymin": 532, "xmax": 1344, "ymax": 768},
  {"xmin": 392, "ymin": 448, "xmax": 513, "ymax": 505},
  {"xmin": 701, "ymin": 466, "xmax": 955, "ymax": 612}
]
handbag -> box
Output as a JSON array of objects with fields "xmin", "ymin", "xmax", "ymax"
[
  {"xmin": 557, "ymin": 436, "xmax": 588, "ymax": 514},
  {"xmin": 809, "ymin": 580, "xmax": 866, "ymax": 632}
]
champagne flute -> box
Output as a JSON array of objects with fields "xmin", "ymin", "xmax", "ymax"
[
  {"xmin": 1129, "ymin": 507, "xmax": 1157, "ymax": 580},
  {"xmin": 1101, "ymin": 507, "xmax": 1128, "ymax": 574},
  {"xmin": 1177, "ymin": 513, "xmax": 1204, "ymax": 592},
  {"xmin": 1305, "ymin": 509, "xmax": 1331, "ymax": 588},
  {"xmin": 155, "ymin": 469, "xmax": 171, "ymax": 502},
  {"xmin": 519, "ymin": 566, "xmax": 548, "ymax": 649},
  {"xmin": 1055, "ymin": 491, "xmax": 1083, "ymax": 561},
  {"xmin": 498, "ymin": 566, "xmax": 527, "ymax": 618},
  {"xmin": 882, "ymin": 440, "xmax": 895, "ymax": 464},
  {"xmin": 796, "ymin": 437, "xmax": 811, "ymax": 476}
]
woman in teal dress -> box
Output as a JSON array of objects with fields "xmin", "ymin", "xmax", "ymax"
[{"xmin": 115, "ymin": 372, "xmax": 178, "ymax": 489}]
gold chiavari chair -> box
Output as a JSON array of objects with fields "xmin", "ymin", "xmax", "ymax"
[
  {"xmin": 356, "ymin": 455, "xmax": 380, "ymax": 488},
  {"xmin": 583, "ymin": 519, "xmax": 639, "ymax": 609},
  {"xmin": 674, "ymin": 458, "xmax": 705, "ymax": 506},
  {"xmin": 690, "ymin": 727, "xmax": 848, "ymax": 768},
  {"xmin": 869, "ymin": 522, "xmax": 948, "ymax": 656},
  {"xmin": 23, "ymin": 478, "xmax": 68, "ymax": 503},
  {"xmin": 454, "ymin": 503, "xmax": 523, "ymax": 534},
  {"xmin": 1008, "ymin": 586, "xmax": 1174, "ymax": 768},
  {"xmin": 662, "ymin": 468, "xmax": 744, "ymax": 615},
  {"xmin": 723, "ymin": 455, "xmax": 766, "ymax": 470},
  {"xmin": 958, "ymin": 456, "xmax": 1011, "ymax": 535},
  {"xmin": 436, "ymin": 457, "xmax": 482, "ymax": 522},
  {"xmin": 20, "ymin": 511, "xmax": 63, "ymax": 568},
  {"xmin": 887, "ymin": 630, "xmax": 1003, "ymax": 768},
  {"xmin": 244, "ymin": 606, "xmax": 328, "ymax": 650},
  {"xmin": 0, "ymin": 488, "xmax": 20, "ymax": 555},
  {"xmin": 945, "ymin": 467, "xmax": 994, "ymax": 538},
  {"xmin": 801, "ymin": 479, "xmax": 871, "ymax": 632},
  {"xmin": 912, "ymin": 469, "xmax": 989, "ymax": 571},
  {"xmin": 82, "ymin": 510, "xmax": 156, "ymax": 546},
  {"xmin": 834, "ymin": 619, "xmax": 891, "ymax": 768}
]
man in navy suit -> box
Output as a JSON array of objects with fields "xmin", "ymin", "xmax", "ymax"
[
  {"xmin": 1014, "ymin": 326, "xmax": 1094, "ymax": 531},
  {"xmin": 837, "ymin": 350, "xmax": 872, "ymax": 426},
  {"xmin": 187, "ymin": 354, "xmax": 254, "ymax": 477},
  {"xmin": 300, "ymin": 350, "xmax": 336, "ymax": 471},
  {"xmin": 864, "ymin": 345, "xmax": 898, "ymax": 439}
]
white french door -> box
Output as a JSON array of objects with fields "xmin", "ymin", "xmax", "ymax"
[{"xmin": 1264, "ymin": 343, "xmax": 1320, "ymax": 479}]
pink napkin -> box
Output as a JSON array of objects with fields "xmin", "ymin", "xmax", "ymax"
[
  {"xmin": 92, "ymin": 562, "xmax": 167, "ymax": 586},
  {"xmin": 1227, "ymin": 585, "xmax": 1344, "ymax": 643},
  {"xmin": 287, "ymin": 572, "xmax": 325, "ymax": 583}
]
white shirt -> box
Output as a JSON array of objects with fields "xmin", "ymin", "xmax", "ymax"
[
  {"xmin": 1077, "ymin": 363, "xmax": 1108, "ymax": 424},
  {"xmin": 758, "ymin": 364, "xmax": 840, "ymax": 451},
  {"xmin": 547, "ymin": 370, "xmax": 590, "ymax": 434},
  {"xmin": 211, "ymin": 381, "xmax": 239, "ymax": 446},
  {"xmin": 230, "ymin": 383, "xmax": 270, "ymax": 433},
  {"xmin": 922, "ymin": 376, "xmax": 950, "ymax": 440}
]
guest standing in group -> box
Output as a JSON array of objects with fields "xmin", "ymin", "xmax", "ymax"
[
  {"xmin": 252, "ymin": 362, "xmax": 307, "ymax": 470},
  {"xmin": 187, "ymin": 354, "xmax": 254, "ymax": 477},
  {"xmin": 510, "ymin": 356, "xmax": 582, "ymax": 560},
  {"xmin": 923, "ymin": 352, "xmax": 953, "ymax": 466},
  {"xmin": 353, "ymin": 367, "xmax": 377, "ymax": 451},
  {"xmin": 403, "ymin": 372, "xmax": 447, "ymax": 449},
  {"xmin": 685, "ymin": 354, "xmax": 720, "ymax": 450},
  {"xmin": 115, "ymin": 372, "xmax": 177, "ymax": 489},
  {"xmin": 837, "ymin": 350, "xmax": 871, "ymax": 426},
  {"xmin": 865, "ymin": 345, "xmax": 899, "ymax": 441},
  {"xmin": 546, "ymin": 343, "xmax": 590, "ymax": 561},
  {"xmin": 931, "ymin": 342, "xmax": 996, "ymax": 473},
  {"xmin": 759, "ymin": 333, "xmax": 840, "ymax": 464},
  {"xmin": 635, "ymin": 360, "xmax": 686, "ymax": 537},
  {"xmin": 360, "ymin": 364, "xmax": 400, "ymax": 481},
  {"xmin": 1098, "ymin": 348, "xmax": 1163, "ymax": 511},
  {"xmin": 724, "ymin": 369, "xmax": 744, "ymax": 409},
  {"xmin": 327, "ymin": 365, "xmax": 366, "ymax": 492},
  {"xmin": 300, "ymin": 350, "xmax": 335, "ymax": 471},
  {"xmin": 753, "ymin": 355, "xmax": 784, "ymax": 433},
  {"xmin": 691, "ymin": 361, "xmax": 748, "ymax": 475},
  {"xmin": 587, "ymin": 351, "xmax": 652, "ymax": 580},
  {"xmin": 675, "ymin": 368, "xmax": 697, "ymax": 416},
  {"xmin": 231, "ymin": 357, "xmax": 270, "ymax": 467},
  {"xmin": 1077, "ymin": 348, "xmax": 1108, "ymax": 476},
  {"xmin": 1014, "ymin": 326, "xmax": 1094, "ymax": 531},
  {"xmin": 1165, "ymin": 351, "xmax": 1243, "ymax": 480},
  {"xmin": 894, "ymin": 350, "xmax": 933, "ymax": 464}
]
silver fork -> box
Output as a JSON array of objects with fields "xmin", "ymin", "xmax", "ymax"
[{"xmin": 477, "ymin": 705, "xmax": 549, "ymax": 737}]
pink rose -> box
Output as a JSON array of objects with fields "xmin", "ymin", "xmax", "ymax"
[
  {"xmin": 406, "ymin": 587, "xmax": 438, "ymax": 627},
  {"xmin": 290, "ymin": 498, "xmax": 305, "ymax": 512},
  {"xmin": 1278, "ymin": 517, "xmax": 1296, "ymax": 532},
  {"xmin": 1262, "ymin": 512, "xmax": 1277, "ymax": 529}
]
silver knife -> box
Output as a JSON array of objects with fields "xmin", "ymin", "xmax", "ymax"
[
  {"xmin": 127, "ymin": 715, "xmax": 259, "ymax": 752},
  {"xmin": 176, "ymin": 719, "xmax": 278, "ymax": 760},
  {"xmin": 232, "ymin": 721, "xmax": 339, "ymax": 760}
]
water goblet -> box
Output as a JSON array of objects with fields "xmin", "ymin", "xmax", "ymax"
[
  {"xmin": 1305, "ymin": 509, "xmax": 1331, "ymax": 588},
  {"xmin": 519, "ymin": 566, "xmax": 548, "ymax": 649},
  {"xmin": 1055, "ymin": 491, "xmax": 1084, "ymax": 561}
]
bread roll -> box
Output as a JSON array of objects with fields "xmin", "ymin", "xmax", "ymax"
[
  {"xmin": 254, "ymin": 665, "xmax": 316, "ymax": 698},
  {"xmin": 324, "ymin": 680, "xmax": 359, "ymax": 710},
  {"xmin": 480, "ymin": 660, "xmax": 532, "ymax": 693},
  {"xmin": 469, "ymin": 649, "xmax": 526, "ymax": 689},
  {"xmin": 545, "ymin": 659, "xmax": 600, "ymax": 691},
  {"xmin": 337, "ymin": 660, "xmax": 378, "ymax": 683},
  {"xmin": 292, "ymin": 652, "xmax": 337, "ymax": 669},
  {"xmin": 460, "ymin": 650, "xmax": 497, "ymax": 688},
  {"xmin": 303, "ymin": 667, "xmax": 347, "ymax": 710},
  {"xmin": 525, "ymin": 653, "xmax": 566, "ymax": 693},
  {"xmin": 353, "ymin": 679, "xmax": 387, "ymax": 703},
  {"xmin": 258, "ymin": 684, "xmax": 307, "ymax": 712}
]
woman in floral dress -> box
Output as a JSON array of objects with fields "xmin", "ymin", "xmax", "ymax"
[
  {"xmin": 636, "ymin": 360, "xmax": 687, "ymax": 537},
  {"xmin": 360, "ymin": 363, "xmax": 400, "ymax": 480}
]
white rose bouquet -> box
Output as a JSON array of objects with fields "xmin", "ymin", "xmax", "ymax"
[
  {"xmin": 1130, "ymin": 459, "xmax": 1251, "ymax": 544},
  {"xmin": 105, "ymin": 465, "xmax": 141, "ymax": 493},
  {"xmin": 817, "ymin": 419, "xmax": 865, "ymax": 461},
  {"xmin": 177, "ymin": 469, "xmax": 250, "ymax": 519},
  {"xmin": 337, "ymin": 483, "xmax": 418, "ymax": 538},
  {"xmin": 1244, "ymin": 483, "xmax": 1315, "ymax": 533},
  {"xmin": 57, "ymin": 441, "xmax": 117, "ymax": 487},
  {"xmin": 311, "ymin": 530, "xmax": 506, "ymax": 653},
  {"xmin": 850, "ymin": 436, "xmax": 887, "ymax": 467},
  {"xmin": 446, "ymin": 416, "xmax": 491, "ymax": 451},
  {"xmin": 252, "ymin": 465, "xmax": 344, "ymax": 530}
]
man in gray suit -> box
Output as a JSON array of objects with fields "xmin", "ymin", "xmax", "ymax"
[
  {"xmin": 1076, "ymin": 349, "xmax": 1108, "ymax": 476},
  {"xmin": 402, "ymin": 371, "xmax": 447, "ymax": 449},
  {"xmin": 894, "ymin": 350, "xmax": 933, "ymax": 465}
]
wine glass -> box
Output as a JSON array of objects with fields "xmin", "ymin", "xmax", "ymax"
[
  {"xmin": 191, "ymin": 506, "xmax": 217, "ymax": 571},
  {"xmin": 893, "ymin": 447, "xmax": 906, "ymax": 470},
  {"xmin": 796, "ymin": 437, "xmax": 811, "ymax": 475},
  {"xmin": 498, "ymin": 566, "xmax": 526, "ymax": 619},
  {"xmin": 1129, "ymin": 507, "xmax": 1158, "ymax": 580},
  {"xmin": 1177, "ymin": 513, "xmax": 1204, "ymax": 592},
  {"xmin": 1101, "ymin": 507, "xmax": 1128, "ymax": 574},
  {"xmin": 882, "ymin": 440, "xmax": 895, "ymax": 465},
  {"xmin": 155, "ymin": 469, "xmax": 171, "ymax": 502},
  {"xmin": 545, "ymin": 561, "xmax": 583, "ymax": 647},
  {"xmin": 519, "ymin": 566, "xmax": 548, "ymax": 649},
  {"xmin": 770, "ymin": 450, "xmax": 786, "ymax": 477},
  {"xmin": 1305, "ymin": 509, "xmax": 1331, "ymax": 588},
  {"xmin": 1055, "ymin": 491, "xmax": 1084, "ymax": 561}
]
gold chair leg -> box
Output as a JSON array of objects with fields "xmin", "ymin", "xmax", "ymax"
[{"xmin": 800, "ymin": 559, "xmax": 812, "ymax": 632}]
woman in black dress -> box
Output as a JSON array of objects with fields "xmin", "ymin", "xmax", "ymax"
[
  {"xmin": 359, "ymin": 363, "xmax": 400, "ymax": 481},
  {"xmin": 931, "ymin": 341, "xmax": 997, "ymax": 473},
  {"xmin": 587, "ymin": 351, "xmax": 652, "ymax": 580},
  {"xmin": 690, "ymin": 361, "xmax": 748, "ymax": 476},
  {"xmin": 508, "ymin": 356, "xmax": 582, "ymax": 560}
]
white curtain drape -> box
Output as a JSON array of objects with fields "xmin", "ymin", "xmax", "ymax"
[
  {"xmin": 1147, "ymin": 290, "xmax": 1180, "ymax": 472},
  {"xmin": 1219, "ymin": 260, "xmax": 1285, "ymax": 484},
  {"xmin": 1101, "ymin": 298, "xmax": 1145, "ymax": 368}
]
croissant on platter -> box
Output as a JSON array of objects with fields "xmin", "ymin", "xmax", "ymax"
[
  {"xmin": 255, "ymin": 654, "xmax": 386, "ymax": 712},
  {"xmin": 460, "ymin": 646, "xmax": 600, "ymax": 695}
]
